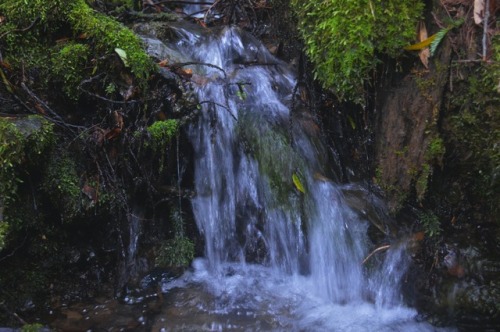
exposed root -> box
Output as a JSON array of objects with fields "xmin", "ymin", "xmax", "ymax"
[{"xmin": 362, "ymin": 244, "xmax": 391, "ymax": 265}]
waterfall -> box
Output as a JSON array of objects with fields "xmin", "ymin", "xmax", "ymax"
[{"xmin": 139, "ymin": 22, "xmax": 451, "ymax": 331}]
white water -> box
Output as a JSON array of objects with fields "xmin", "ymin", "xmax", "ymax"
[{"xmin": 140, "ymin": 22, "xmax": 453, "ymax": 331}]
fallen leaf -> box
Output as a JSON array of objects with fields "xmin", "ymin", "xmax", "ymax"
[
  {"xmin": 174, "ymin": 67, "xmax": 193, "ymax": 79},
  {"xmin": 105, "ymin": 111, "xmax": 124, "ymax": 140},
  {"xmin": 403, "ymin": 34, "xmax": 437, "ymax": 51},
  {"xmin": 474, "ymin": 0, "xmax": 485, "ymax": 24},
  {"xmin": 158, "ymin": 59, "xmax": 169, "ymax": 67},
  {"xmin": 413, "ymin": 231, "xmax": 425, "ymax": 241},
  {"xmin": 417, "ymin": 22, "xmax": 430, "ymax": 68},
  {"xmin": 292, "ymin": 173, "xmax": 306, "ymax": 194},
  {"xmin": 82, "ymin": 184, "xmax": 97, "ymax": 202},
  {"xmin": 115, "ymin": 47, "xmax": 129, "ymax": 67}
]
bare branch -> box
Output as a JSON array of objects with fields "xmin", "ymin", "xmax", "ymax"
[{"xmin": 362, "ymin": 244, "xmax": 391, "ymax": 265}]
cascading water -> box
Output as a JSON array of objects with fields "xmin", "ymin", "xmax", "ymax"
[{"xmin": 139, "ymin": 22, "xmax": 453, "ymax": 331}]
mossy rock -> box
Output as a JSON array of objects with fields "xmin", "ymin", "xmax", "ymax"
[
  {"xmin": 0, "ymin": 0, "xmax": 156, "ymax": 99},
  {"xmin": 236, "ymin": 111, "xmax": 306, "ymax": 208},
  {"xmin": 155, "ymin": 236, "xmax": 195, "ymax": 268},
  {"xmin": 291, "ymin": 0, "xmax": 424, "ymax": 104},
  {"xmin": 0, "ymin": 115, "xmax": 54, "ymax": 250}
]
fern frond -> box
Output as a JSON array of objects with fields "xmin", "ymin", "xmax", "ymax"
[{"xmin": 429, "ymin": 27, "xmax": 450, "ymax": 56}]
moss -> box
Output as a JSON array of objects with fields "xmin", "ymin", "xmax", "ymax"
[
  {"xmin": 291, "ymin": 0, "xmax": 424, "ymax": 104},
  {"xmin": 442, "ymin": 34, "xmax": 500, "ymax": 222},
  {"xmin": 0, "ymin": 0, "xmax": 156, "ymax": 98},
  {"xmin": 21, "ymin": 324, "xmax": 44, "ymax": 332},
  {"xmin": 43, "ymin": 152, "xmax": 81, "ymax": 222},
  {"xmin": 145, "ymin": 119, "xmax": 179, "ymax": 173},
  {"xmin": 155, "ymin": 237, "xmax": 195, "ymax": 268},
  {"xmin": 426, "ymin": 137, "xmax": 445, "ymax": 164},
  {"xmin": 68, "ymin": 0, "xmax": 156, "ymax": 83},
  {"xmin": 237, "ymin": 112, "xmax": 305, "ymax": 207},
  {"xmin": 0, "ymin": 116, "xmax": 54, "ymax": 250},
  {"xmin": 146, "ymin": 119, "xmax": 179, "ymax": 151},
  {"xmin": 0, "ymin": 222, "xmax": 8, "ymax": 251},
  {"xmin": 52, "ymin": 43, "xmax": 91, "ymax": 99}
]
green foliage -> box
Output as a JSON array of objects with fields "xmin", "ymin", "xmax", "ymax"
[
  {"xmin": 0, "ymin": 0, "xmax": 156, "ymax": 97},
  {"xmin": 43, "ymin": 152, "xmax": 81, "ymax": 222},
  {"xmin": 68, "ymin": 0, "xmax": 156, "ymax": 83},
  {"xmin": 291, "ymin": 0, "xmax": 424, "ymax": 104},
  {"xmin": 415, "ymin": 137, "xmax": 446, "ymax": 202},
  {"xmin": 426, "ymin": 137, "xmax": 445, "ymax": 163},
  {"xmin": 144, "ymin": 119, "xmax": 179, "ymax": 173},
  {"xmin": 0, "ymin": 222, "xmax": 8, "ymax": 251},
  {"xmin": 146, "ymin": 120, "xmax": 179, "ymax": 151},
  {"xmin": 429, "ymin": 18, "xmax": 464, "ymax": 56},
  {"xmin": 155, "ymin": 237, "xmax": 195, "ymax": 267},
  {"xmin": 21, "ymin": 323, "xmax": 44, "ymax": 332},
  {"xmin": 0, "ymin": 116, "xmax": 54, "ymax": 250},
  {"xmin": 418, "ymin": 210, "xmax": 441, "ymax": 237},
  {"xmin": 446, "ymin": 61, "xmax": 500, "ymax": 220},
  {"xmin": 52, "ymin": 43, "xmax": 90, "ymax": 99}
]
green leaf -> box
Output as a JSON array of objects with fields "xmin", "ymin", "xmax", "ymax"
[
  {"xmin": 292, "ymin": 173, "xmax": 306, "ymax": 194},
  {"xmin": 114, "ymin": 47, "xmax": 129, "ymax": 67}
]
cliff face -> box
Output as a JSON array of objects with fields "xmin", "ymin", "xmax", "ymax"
[{"xmin": 372, "ymin": 0, "xmax": 500, "ymax": 326}]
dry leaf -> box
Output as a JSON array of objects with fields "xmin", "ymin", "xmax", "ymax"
[
  {"xmin": 105, "ymin": 111, "xmax": 124, "ymax": 140},
  {"xmin": 474, "ymin": 0, "xmax": 485, "ymax": 24},
  {"xmin": 158, "ymin": 59, "xmax": 169, "ymax": 67},
  {"xmin": 82, "ymin": 184, "xmax": 97, "ymax": 202},
  {"xmin": 174, "ymin": 67, "xmax": 193, "ymax": 79},
  {"xmin": 418, "ymin": 22, "xmax": 430, "ymax": 69}
]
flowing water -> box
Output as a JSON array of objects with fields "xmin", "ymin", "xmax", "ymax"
[{"xmin": 134, "ymin": 22, "xmax": 455, "ymax": 331}]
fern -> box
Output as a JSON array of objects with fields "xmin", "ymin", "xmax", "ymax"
[{"xmin": 430, "ymin": 18, "xmax": 464, "ymax": 56}]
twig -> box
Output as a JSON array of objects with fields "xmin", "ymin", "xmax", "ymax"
[
  {"xmin": 0, "ymin": 17, "xmax": 39, "ymax": 40},
  {"xmin": 204, "ymin": 0, "xmax": 222, "ymax": 22},
  {"xmin": 0, "ymin": 233, "xmax": 28, "ymax": 263},
  {"xmin": 79, "ymin": 75, "xmax": 141, "ymax": 104},
  {"xmin": 20, "ymin": 83, "xmax": 64, "ymax": 122},
  {"xmin": 453, "ymin": 59, "xmax": 486, "ymax": 63},
  {"xmin": 20, "ymin": 83, "xmax": 85, "ymax": 134},
  {"xmin": 198, "ymin": 100, "xmax": 237, "ymax": 121},
  {"xmin": 482, "ymin": 0, "xmax": 490, "ymax": 61},
  {"xmin": 362, "ymin": 244, "xmax": 391, "ymax": 265},
  {"xmin": 0, "ymin": 303, "xmax": 27, "ymax": 325},
  {"xmin": 171, "ymin": 61, "xmax": 227, "ymax": 79}
]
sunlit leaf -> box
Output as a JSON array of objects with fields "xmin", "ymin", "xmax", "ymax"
[
  {"xmin": 403, "ymin": 34, "xmax": 437, "ymax": 51},
  {"xmin": 114, "ymin": 47, "xmax": 129, "ymax": 67},
  {"xmin": 292, "ymin": 173, "xmax": 306, "ymax": 193}
]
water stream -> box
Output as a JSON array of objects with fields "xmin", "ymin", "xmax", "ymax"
[{"xmin": 129, "ymin": 22, "xmax": 456, "ymax": 331}]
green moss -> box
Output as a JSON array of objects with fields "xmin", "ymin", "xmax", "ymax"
[
  {"xmin": 144, "ymin": 119, "xmax": 179, "ymax": 173},
  {"xmin": 0, "ymin": 116, "xmax": 54, "ymax": 250},
  {"xmin": 21, "ymin": 324, "xmax": 44, "ymax": 332},
  {"xmin": 68, "ymin": 0, "xmax": 156, "ymax": 83},
  {"xmin": 146, "ymin": 119, "xmax": 179, "ymax": 151},
  {"xmin": 416, "ymin": 163, "xmax": 432, "ymax": 202},
  {"xmin": 52, "ymin": 43, "xmax": 91, "ymax": 99},
  {"xmin": 0, "ymin": 0, "xmax": 156, "ymax": 97},
  {"xmin": 426, "ymin": 137, "xmax": 445, "ymax": 164},
  {"xmin": 155, "ymin": 237, "xmax": 194, "ymax": 268},
  {"xmin": 0, "ymin": 222, "xmax": 8, "ymax": 251},
  {"xmin": 43, "ymin": 152, "xmax": 81, "ymax": 222},
  {"xmin": 291, "ymin": 0, "xmax": 423, "ymax": 104},
  {"xmin": 237, "ymin": 112, "xmax": 305, "ymax": 207}
]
